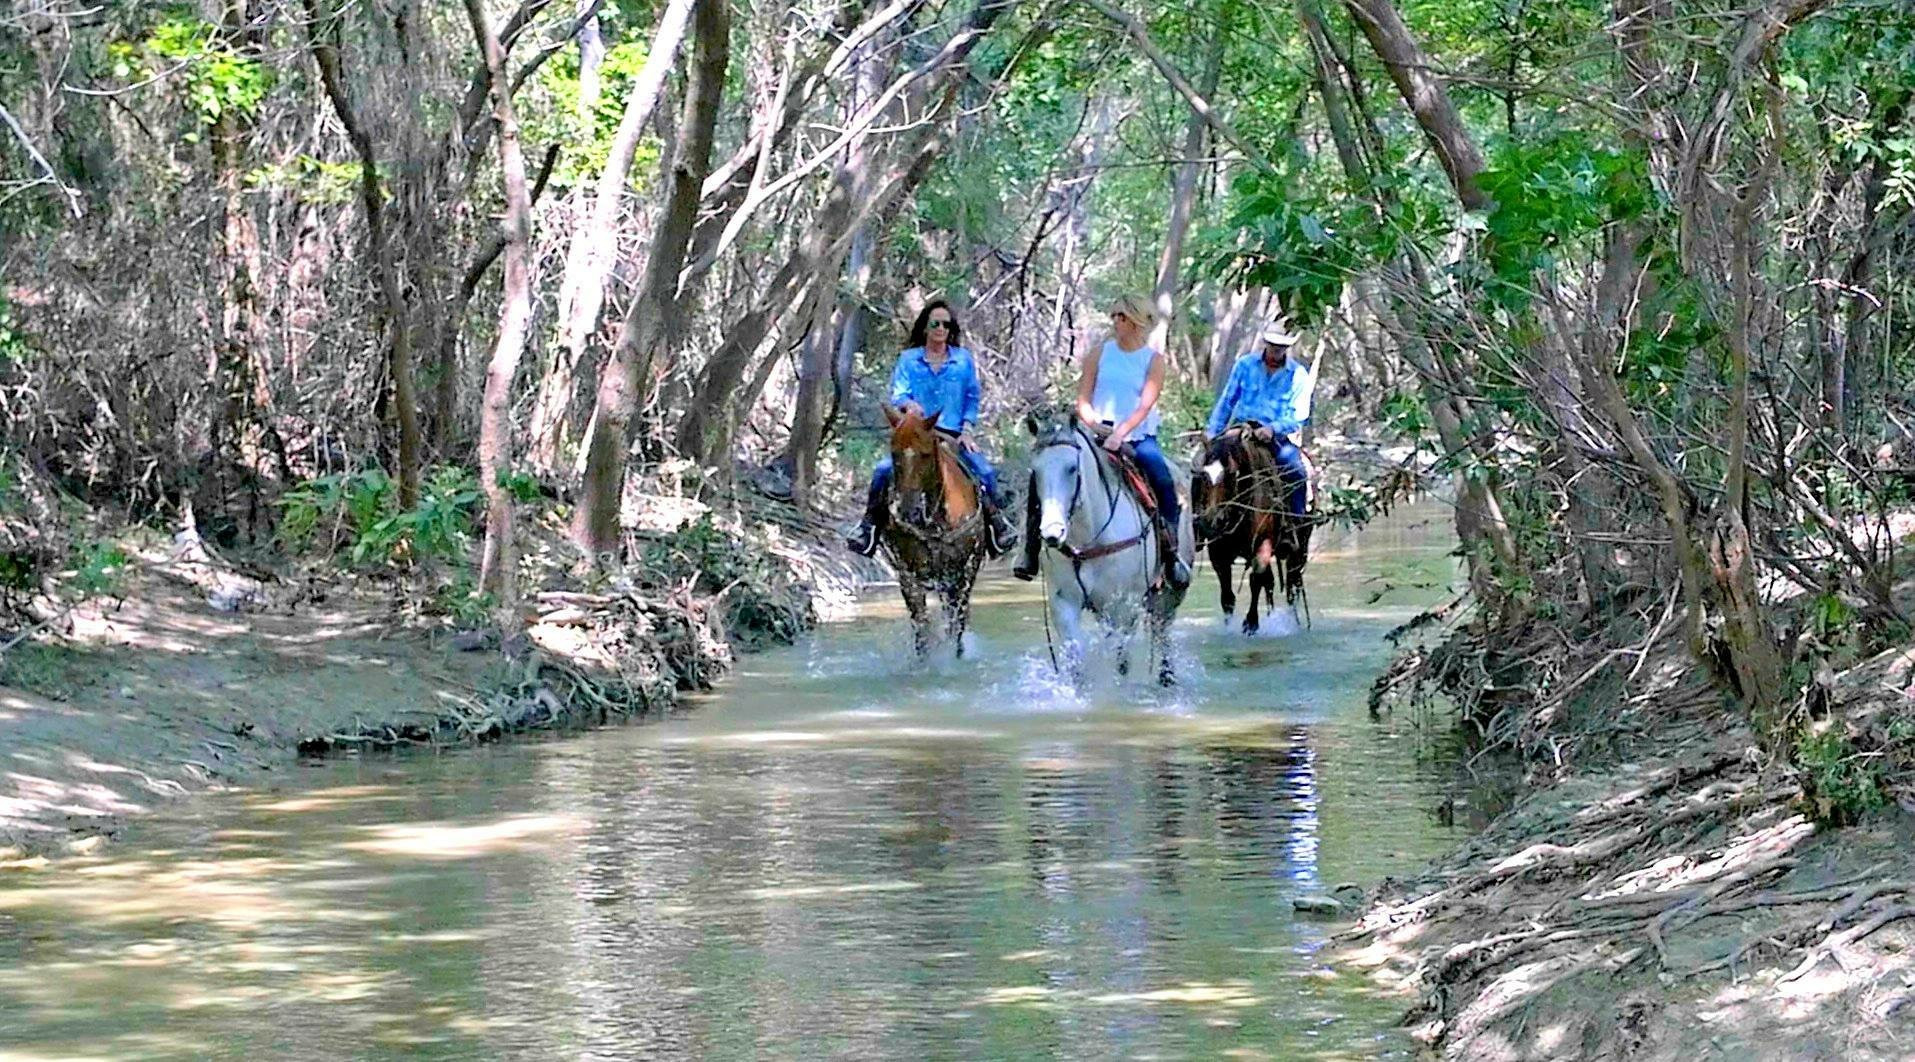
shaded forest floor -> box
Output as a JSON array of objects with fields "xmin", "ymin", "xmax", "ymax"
[
  {"xmin": 0, "ymin": 493, "xmax": 862, "ymax": 865},
  {"xmin": 1343, "ymin": 577, "xmax": 1915, "ymax": 1059}
]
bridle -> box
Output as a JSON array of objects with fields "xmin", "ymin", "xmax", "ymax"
[
  {"xmin": 1032, "ymin": 423, "xmax": 1147, "ymax": 567},
  {"xmin": 886, "ymin": 433, "xmax": 980, "ymax": 550}
]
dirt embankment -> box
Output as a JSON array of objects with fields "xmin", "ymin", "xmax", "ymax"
[
  {"xmin": 1344, "ymin": 604, "xmax": 1915, "ymax": 1060},
  {"xmin": 0, "ymin": 501, "xmax": 857, "ymax": 866}
]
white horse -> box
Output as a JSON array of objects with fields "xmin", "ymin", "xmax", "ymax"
[{"xmin": 1024, "ymin": 409, "xmax": 1193, "ymax": 687}]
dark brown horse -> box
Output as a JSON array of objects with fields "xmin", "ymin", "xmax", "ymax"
[
  {"xmin": 880, "ymin": 405, "xmax": 986, "ymax": 659},
  {"xmin": 1190, "ymin": 424, "xmax": 1313, "ymax": 634}
]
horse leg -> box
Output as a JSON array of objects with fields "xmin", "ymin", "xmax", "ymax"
[
  {"xmin": 1050, "ymin": 590, "xmax": 1088, "ymax": 689},
  {"xmin": 948, "ymin": 555, "xmax": 981, "ymax": 658},
  {"xmin": 901, "ymin": 574, "xmax": 931, "ymax": 660},
  {"xmin": 1209, "ymin": 540, "xmax": 1236, "ymax": 621},
  {"xmin": 1246, "ymin": 536, "xmax": 1275, "ymax": 635},
  {"xmin": 1152, "ymin": 605, "xmax": 1175, "ymax": 687}
]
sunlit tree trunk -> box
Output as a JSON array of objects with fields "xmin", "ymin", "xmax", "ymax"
[
  {"xmin": 467, "ymin": 0, "xmax": 536, "ymax": 623},
  {"xmin": 533, "ymin": 0, "xmax": 700, "ymax": 473},
  {"xmin": 573, "ymin": 0, "xmax": 729, "ymax": 561}
]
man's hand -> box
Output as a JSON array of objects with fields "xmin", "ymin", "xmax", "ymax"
[
  {"xmin": 956, "ymin": 430, "xmax": 977, "ymax": 451},
  {"xmin": 1102, "ymin": 432, "xmax": 1125, "ymax": 453}
]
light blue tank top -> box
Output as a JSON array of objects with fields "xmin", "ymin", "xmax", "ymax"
[{"xmin": 1089, "ymin": 339, "xmax": 1161, "ymax": 441}]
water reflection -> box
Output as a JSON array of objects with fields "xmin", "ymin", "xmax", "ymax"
[{"xmin": 0, "ymin": 506, "xmax": 1463, "ymax": 1060}]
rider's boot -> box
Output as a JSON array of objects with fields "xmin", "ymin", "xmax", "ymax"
[
  {"xmin": 1163, "ymin": 518, "xmax": 1191, "ymax": 592},
  {"xmin": 984, "ymin": 492, "xmax": 1019, "ymax": 558},
  {"xmin": 844, "ymin": 488, "xmax": 887, "ymax": 558},
  {"xmin": 1010, "ymin": 480, "xmax": 1041, "ymax": 581}
]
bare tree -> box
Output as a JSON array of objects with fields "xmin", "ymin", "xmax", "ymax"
[{"xmin": 467, "ymin": 0, "xmax": 537, "ymax": 619}]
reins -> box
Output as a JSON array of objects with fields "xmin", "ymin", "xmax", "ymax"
[
  {"xmin": 1034, "ymin": 424, "xmax": 1146, "ymax": 571},
  {"xmin": 1033, "ymin": 422, "xmax": 1165, "ymax": 677}
]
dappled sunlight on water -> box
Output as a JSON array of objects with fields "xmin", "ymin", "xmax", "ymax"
[{"xmin": 0, "ymin": 505, "xmax": 1465, "ymax": 1059}]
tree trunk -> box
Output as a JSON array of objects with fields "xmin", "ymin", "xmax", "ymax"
[
  {"xmin": 533, "ymin": 0, "xmax": 699, "ymax": 472},
  {"xmin": 1341, "ymin": 0, "xmax": 1491, "ymax": 211},
  {"xmin": 1150, "ymin": 28, "xmax": 1224, "ymax": 351},
  {"xmin": 785, "ymin": 24, "xmax": 893, "ymax": 509},
  {"xmin": 305, "ymin": 0, "xmax": 422, "ymax": 508},
  {"xmin": 575, "ymin": 0, "xmax": 606, "ymax": 119},
  {"xmin": 572, "ymin": 0, "xmax": 730, "ymax": 561},
  {"xmin": 467, "ymin": 0, "xmax": 536, "ymax": 623}
]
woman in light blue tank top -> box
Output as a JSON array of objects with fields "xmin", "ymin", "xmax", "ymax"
[{"xmin": 1012, "ymin": 293, "xmax": 1188, "ymax": 589}]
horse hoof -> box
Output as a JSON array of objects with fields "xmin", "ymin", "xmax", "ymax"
[{"xmin": 1242, "ymin": 619, "xmax": 1259, "ymax": 636}]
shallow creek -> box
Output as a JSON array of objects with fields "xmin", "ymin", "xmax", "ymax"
[{"xmin": 0, "ymin": 505, "xmax": 1463, "ymax": 1060}]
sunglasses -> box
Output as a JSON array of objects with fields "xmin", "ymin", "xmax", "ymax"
[
  {"xmin": 1112, "ymin": 311, "xmax": 1131, "ymax": 323},
  {"xmin": 928, "ymin": 319, "xmax": 952, "ymax": 329}
]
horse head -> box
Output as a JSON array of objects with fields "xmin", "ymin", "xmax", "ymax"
[
  {"xmin": 1025, "ymin": 403, "xmax": 1085, "ymax": 547},
  {"xmin": 886, "ymin": 403, "xmax": 944, "ymax": 527},
  {"xmin": 1191, "ymin": 430, "xmax": 1242, "ymax": 544}
]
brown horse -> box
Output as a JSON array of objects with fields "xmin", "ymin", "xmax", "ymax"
[
  {"xmin": 1190, "ymin": 424, "xmax": 1313, "ymax": 634},
  {"xmin": 880, "ymin": 405, "xmax": 987, "ymax": 659}
]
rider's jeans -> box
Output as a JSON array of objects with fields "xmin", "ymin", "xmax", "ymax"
[
  {"xmin": 1270, "ymin": 436, "xmax": 1308, "ymax": 518},
  {"xmin": 1128, "ymin": 435, "xmax": 1181, "ymax": 525}
]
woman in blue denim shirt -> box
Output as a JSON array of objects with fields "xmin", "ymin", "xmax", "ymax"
[{"xmin": 846, "ymin": 301, "xmax": 1018, "ymax": 557}]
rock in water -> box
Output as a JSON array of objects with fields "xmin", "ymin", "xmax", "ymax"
[{"xmin": 1292, "ymin": 895, "xmax": 1344, "ymax": 918}]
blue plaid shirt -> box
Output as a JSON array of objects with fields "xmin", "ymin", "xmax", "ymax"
[
  {"xmin": 1207, "ymin": 353, "xmax": 1314, "ymax": 438},
  {"xmin": 889, "ymin": 345, "xmax": 981, "ymax": 433}
]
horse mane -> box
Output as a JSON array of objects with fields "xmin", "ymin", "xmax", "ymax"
[{"xmin": 935, "ymin": 444, "xmax": 976, "ymax": 527}]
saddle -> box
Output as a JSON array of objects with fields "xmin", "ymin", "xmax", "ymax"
[{"xmin": 1095, "ymin": 430, "xmax": 1178, "ymax": 589}]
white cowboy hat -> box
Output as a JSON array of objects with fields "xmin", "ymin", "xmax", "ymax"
[{"xmin": 1259, "ymin": 317, "xmax": 1301, "ymax": 346}]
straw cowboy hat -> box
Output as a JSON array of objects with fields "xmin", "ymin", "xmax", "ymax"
[{"xmin": 1259, "ymin": 316, "xmax": 1301, "ymax": 346}]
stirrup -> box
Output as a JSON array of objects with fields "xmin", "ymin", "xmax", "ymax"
[
  {"xmin": 846, "ymin": 522, "xmax": 879, "ymax": 557},
  {"xmin": 986, "ymin": 514, "xmax": 1018, "ymax": 557}
]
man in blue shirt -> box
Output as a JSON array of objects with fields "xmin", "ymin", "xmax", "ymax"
[
  {"xmin": 1206, "ymin": 318, "xmax": 1314, "ymax": 517},
  {"xmin": 847, "ymin": 301, "xmax": 1017, "ymax": 557}
]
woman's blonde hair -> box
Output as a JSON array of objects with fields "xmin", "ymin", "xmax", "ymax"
[{"xmin": 1108, "ymin": 293, "xmax": 1158, "ymax": 329}]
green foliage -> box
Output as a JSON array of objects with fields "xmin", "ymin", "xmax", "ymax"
[
  {"xmin": 0, "ymin": 293, "xmax": 30, "ymax": 365},
  {"xmin": 72, "ymin": 541, "xmax": 129, "ymax": 596},
  {"xmin": 1475, "ymin": 133, "xmax": 1651, "ymax": 308},
  {"xmin": 277, "ymin": 466, "xmax": 480, "ymax": 568},
  {"xmin": 277, "ymin": 469, "xmax": 394, "ymax": 553},
  {"xmin": 109, "ymin": 13, "xmax": 273, "ymax": 130},
  {"xmin": 244, "ymin": 155, "xmax": 363, "ymax": 205},
  {"xmin": 640, "ymin": 512, "xmax": 749, "ymax": 594},
  {"xmin": 1215, "ymin": 170, "xmax": 1372, "ymax": 325},
  {"xmin": 495, "ymin": 469, "xmax": 543, "ymax": 504},
  {"xmin": 1795, "ymin": 727, "xmax": 1888, "ymax": 824},
  {"xmin": 1377, "ymin": 390, "xmax": 1433, "ymax": 443},
  {"xmin": 530, "ymin": 41, "xmax": 662, "ymax": 188},
  {"xmin": 432, "ymin": 573, "xmax": 496, "ymax": 627}
]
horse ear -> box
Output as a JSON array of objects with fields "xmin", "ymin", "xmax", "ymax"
[
  {"xmin": 921, "ymin": 406, "xmax": 941, "ymax": 426},
  {"xmin": 884, "ymin": 404, "xmax": 903, "ymax": 428},
  {"xmin": 1025, "ymin": 410, "xmax": 1042, "ymax": 436}
]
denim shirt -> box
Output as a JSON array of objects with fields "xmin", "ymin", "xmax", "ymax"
[
  {"xmin": 1207, "ymin": 352, "xmax": 1314, "ymax": 438},
  {"xmin": 889, "ymin": 345, "xmax": 981, "ymax": 434}
]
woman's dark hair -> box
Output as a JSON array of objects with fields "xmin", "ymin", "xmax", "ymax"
[{"xmin": 906, "ymin": 300, "xmax": 963, "ymax": 350}]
